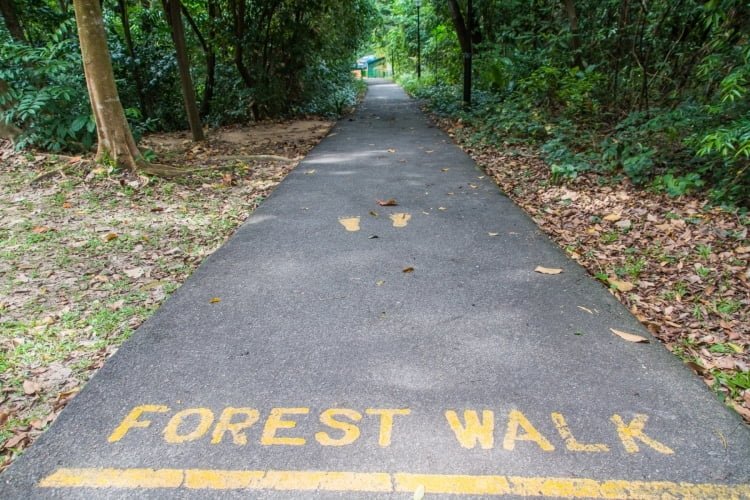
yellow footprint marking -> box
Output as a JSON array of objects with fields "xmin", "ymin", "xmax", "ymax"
[
  {"xmin": 339, "ymin": 217, "xmax": 361, "ymax": 232},
  {"xmin": 390, "ymin": 213, "xmax": 411, "ymax": 228}
]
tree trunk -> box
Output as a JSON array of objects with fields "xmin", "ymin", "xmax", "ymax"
[
  {"xmin": 181, "ymin": 1, "xmax": 215, "ymax": 118},
  {"xmin": 116, "ymin": 0, "xmax": 148, "ymax": 117},
  {"xmin": 230, "ymin": 0, "xmax": 254, "ymax": 88},
  {"xmin": 73, "ymin": 0, "xmax": 144, "ymax": 171},
  {"xmin": 0, "ymin": 0, "xmax": 26, "ymax": 42},
  {"xmin": 162, "ymin": 0, "xmax": 204, "ymax": 141},
  {"xmin": 562, "ymin": 0, "xmax": 583, "ymax": 68},
  {"xmin": 447, "ymin": 0, "xmax": 472, "ymax": 106}
]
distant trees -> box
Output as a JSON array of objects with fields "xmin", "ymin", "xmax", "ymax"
[
  {"xmin": 372, "ymin": 0, "xmax": 750, "ymax": 205},
  {"xmin": 1, "ymin": 0, "xmax": 374, "ymax": 159}
]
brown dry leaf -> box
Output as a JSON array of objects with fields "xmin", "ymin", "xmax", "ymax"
[
  {"xmin": 377, "ymin": 198, "xmax": 398, "ymax": 207},
  {"xmin": 535, "ymin": 266, "xmax": 563, "ymax": 275},
  {"xmin": 730, "ymin": 403, "xmax": 750, "ymax": 421},
  {"xmin": 402, "ymin": 267, "xmax": 414, "ymax": 273},
  {"xmin": 387, "ymin": 148, "xmax": 396, "ymax": 153},
  {"xmin": 22, "ymin": 380, "xmax": 40, "ymax": 395},
  {"xmin": 610, "ymin": 328, "xmax": 650, "ymax": 343},
  {"xmin": 124, "ymin": 268, "xmax": 144, "ymax": 279},
  {"xmin": 62, "ymin": 202, "xmax": 72, "ymax": 209},
  {"xmin": 603, "ymin": 213, "xmax": 622, "ymax": 222},
  {"xmin": 441, "ymin": 168, "xmax": 450, "ymax": 172},
  {"xmin": 578, "ymin": 306, "xmax": 594, "ymax": 314},
  {"xmin": 609, "ymin": 279, "xmax": 636, "ymax": 292},
  {"xmin": 102, "ymin": 232, "xmax": 118, "ymax": 242},
  {"xmin": 3, "ymin": 433, "xmax": 28, "ymax": 450},
  {"xmin": 0, "ymin": 411, "xmax": 9, "ymax": 427},
  {"xmin": 735, "ymin": 246, "xmax": 750, "ymax": 254},
  {"xmin": 209, "ymin": 297, "xmax": 221, "ymax": 304},
  {"xmin": 31, "ymin": 226, "xmax": 52, "ymax": 234}
]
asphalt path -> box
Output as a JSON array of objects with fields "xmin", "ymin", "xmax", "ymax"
[{"xmin": 2, "ymin": 80, "xmax": 749, "ymax": 499}]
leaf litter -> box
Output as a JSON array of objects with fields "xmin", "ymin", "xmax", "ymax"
[
  {"xmin": 0, "ymin": 119, "xmax": 332, "ymax": 471},
  {"xmin": 429, "ymin": 112, "xmax": 750, "ymax": 424}
]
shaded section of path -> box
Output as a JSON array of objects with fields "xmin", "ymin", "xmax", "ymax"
[{"xmin": 2, "ymin": 79, "xmax": 749, "ymax": 498}]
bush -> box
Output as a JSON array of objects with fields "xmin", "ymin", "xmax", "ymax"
[{"xmin": 0, "ymin": 21, "xmax": 95, "ymax": 152}]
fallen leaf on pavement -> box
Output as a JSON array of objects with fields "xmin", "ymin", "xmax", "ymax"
[
  {"xmin": 377, "ymin": 199, "xmax": 398, "ymax": 206},
  {"xmin": 610, "ymin": 328, "xmax": 649, "ymax": 343},
  {"xmin": 535, "ymin": 266, "xmax": 563, "ymax": 275},
  {"xmin": 578, "ymin": 306, "xmax": 594, "ymax": 314},
  {"xmin": 402, "ymin": 267, "xmax": 414, "ymax": 273},
  {"xmin": 488, "ymin": 232, "xmax": 499, "ymax": 236},
  {"xmin": 210, "ymin": 297, "xmax": 221, "ymax": 304}
]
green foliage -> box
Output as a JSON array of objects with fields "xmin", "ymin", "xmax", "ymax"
[
  {"xmin": 1, "ymin": 0, "xmax": 376, "ymax": 151},
  {"xmin": 0, "ymin": 21, "xmax": 95, "ymax": 151},
  {"xmin": 373, "ymin": 0, "xmax": 750, "ymax": 206}
]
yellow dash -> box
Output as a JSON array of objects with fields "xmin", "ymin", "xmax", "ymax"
[
  {"xmin": 185, "ymin": 470, "xmax": 265, "ymax": 489},
  {"xmin": 338, "ymin": 217, "xmax": 360, "ymax": 232},
  {"xmin": 40, "ymin": 468, "xmax": 183, "ymax": 489},
  {"xmin": 390, "ymin": 213, "xmax": 411, "ymax": 228},
  {"xmin": 395, "ymin": 473, "xmax": 511, "ymax": 495},
  {"xmin": 38, "ymin": 468, "xmax": 750, "ymax": 498}
]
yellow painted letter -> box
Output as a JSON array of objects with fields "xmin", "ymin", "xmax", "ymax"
[
  {"xmin": 261, "ymin": 408, "xmax": 309, "ymax": 446},
  {"xmin": 445, "ymin": 410, "xmax": 494, "ymax": 449},
  {"xmin": 365, "ymin": 408, "xmax": 411, "ymax": 447},
  {"xmin": 211, "ymin": 408, "xmax": 260, "ymax": 445},
  {"xmin": 315, "ymin": 409, "xmax": 362, "ymax": 446},
  {"xmin": 503, "ymin": 410, "xmax": 554, "ymax": 451},
  {"xmin": 163, "ymin": 408, "xmax": 214, "ymax": 444},
  {"xmin": 108, "ymin": 405, "xmax": 169, "ymax": 443},
  {"xmin": 611, "ymin": 414, "xmax": 674, "ymax": 454},
  {"xmin": 551, "ymin": 413, "xmax": 609, "ymax": 452}
]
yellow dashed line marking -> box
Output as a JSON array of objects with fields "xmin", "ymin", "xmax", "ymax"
[{"xmin": 39, "ymin": 468, "xmax": 750, "ymax": 498}]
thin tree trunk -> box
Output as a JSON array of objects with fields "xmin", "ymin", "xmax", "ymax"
[
  {"xmin": 162, "ymin": 0, "xmax": 204, "ymax": 141},
  {"xmin": 116, "ymin": 0, "xmax": 147, "ymax": 116},
  {"xmin": 447, "ymin": 0, "xmax": 472, "ymax": 106},
  {"xmin": 180, "ymin": 1, "xmax": 215, "ymax": 117},
  {"xmin": 73, "ymin": 0, "xmax": 144, "ymax": 171},
  {"xmin": 562, "ymin": 0, "xmax": 583, "ymax": 67},
  {"xmin": 0, "ymin": 0, "xmax": 26, "ymax": 42},
  {"xmin": 230, "ymin": 0, "xmax": 253, "ymax": 87}
]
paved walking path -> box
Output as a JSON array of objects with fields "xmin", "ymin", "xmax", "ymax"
[{"xmin": 2, "ymin": 80, "xmax": 749, "ymax": 498}]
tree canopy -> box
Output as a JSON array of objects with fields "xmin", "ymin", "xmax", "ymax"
[
  {"xmin": 0, "ymin": 0, "xmax": 375, "ymax": 153},
  {"xmin": 370, "ymin": 0, "xmax": 750, "ymax": 206}
]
